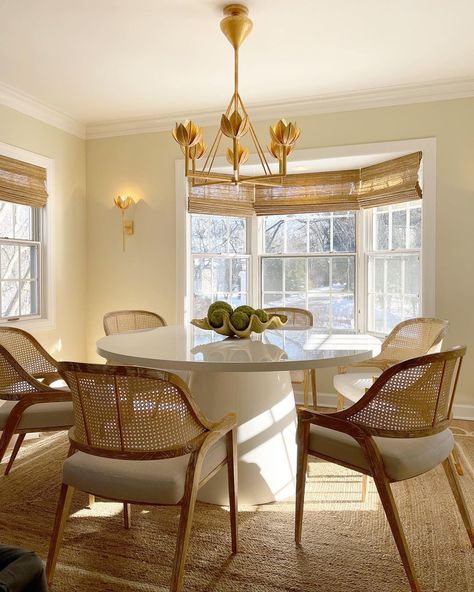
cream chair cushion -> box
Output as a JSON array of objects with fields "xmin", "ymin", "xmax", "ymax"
[
  {"xmin": 333, "ymin": 371, "xmax": 382, "ymax": 404},
  {"xmin": 0, "ymin": 400, "xmax": 74, "ymax": 430},
  {"xmin": 63, "ymin": 439, "xmax": 227, "ymax": 505},
  {"xmin": 309, "ymin": 425, "xmax": 454, "ymax": 482}
]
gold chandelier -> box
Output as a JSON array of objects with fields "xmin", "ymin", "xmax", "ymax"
[{"xmin": 172, "ymin": 4, "xmax": 301, "ymax": 188}]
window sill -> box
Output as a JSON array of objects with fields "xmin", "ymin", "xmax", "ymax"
[{"xmin": 1, "ymin": 317, "xmax": 55, "ymax": 332}]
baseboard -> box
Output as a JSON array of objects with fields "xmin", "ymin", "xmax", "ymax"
[{"xmin": 293, "ymin": 389, "xmax": 474, "ymax": 421}]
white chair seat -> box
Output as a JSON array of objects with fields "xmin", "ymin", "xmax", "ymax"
[
  {"xmin": 0, "ymin": 400, "xmax": 74, "ymax": 430},
  {"xmin": 63, "ymin": 439, "xmax": 227, "ymax": 505},
  {"xmin": 334, "ymin": 371, "xmax": 382, "ymax": 403},
  {"xmin": 309, "ymin": 424, "xmax": 454, "ymax": 482}
]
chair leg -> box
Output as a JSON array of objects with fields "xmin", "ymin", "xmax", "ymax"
[
  {"xmin": 226, "ymin": 429, "xmax": 238, "ymax": 553},
  {"xmin": 87, "ymin": 494, "xmax": 95, "ymax": 508},
  {"xmin": 371, "ymin": 471, "xmax": 421, "ymax": 592},
  {"xmin": 303, "ymin": 371, "xmax": 309, "ymax": 407},
  {"xmin": 442, "ymin": 456, "xmax": 474, "ymax": 546},
  {"xmin": 123, "ymin": 502, "xmax": 131, "ymax": 529},
  {"xmin": 4, "ymin": 433, "xmax": 26, "ymax": 475},
  {"xmin": 451, "ymin": 445, "xmax": 464, "ymax": 476},
  {"xmin": 361, "ymin": 474, "xmax": 368, "ymax": 502},
  {"xmin": 336, "ymin": 393, "xmax": 345, "ymax": 411},
  {"xmin": 295, "ymin": 421, "xmax": 309, "ymax": 544},
  {"xmin": 170, "ymin": 457, "xmax": 201, "ymax": 592},
  {"xmin": 310, "ymin": 369, "xmax": 317, "ymax": 408},
  {"xmin": 46, "ymin": 483, "xmax": 75, "ymax": 586}
]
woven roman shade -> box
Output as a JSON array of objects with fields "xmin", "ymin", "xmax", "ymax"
[
  {"xmin": 188, "ymin": 179, "xmax": 254, "ymax": 217},
  {"xmin": 357, "ymin": 152, "xmax": 422, "ymax": 208},
  {"xmin": 187, "ymin": 152, "xmax": 422, "ymax": 217},
  {"xmin": 254, "ymin": 170, "xmax": 360, "ymax": 215},
  {"xmin": 0, "ymin": 155, "xmax": 48, "ymax": 208}
]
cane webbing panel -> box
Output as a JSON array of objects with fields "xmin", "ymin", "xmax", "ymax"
[
  {"xmin": 263, "ymin": 307, "xmax": 313, "ymax": 328},
  {"xmin": 0, "ymin": 328, "xmax": 57, "ymax": 376},
  {"xmin": 63, "ymin": 367, "xmax": 206, "ymax": 454},
  {"xmin": 0, "ymin": 347, "xmax": 39, "ymax": 395},
  {"xmin": 346, "ymin": 354, "xmax": 462, "ymax": 434},
  {"xmin": 0, "ymin": 155, "xmax": 48, "ymax": 208},
  {"xmin": 103, "ymin": 310, "xmax": 167, "ymax": 336},
  {"xmin": 356, "ymin": 318, "xmax": 448, "ymax": 371}
]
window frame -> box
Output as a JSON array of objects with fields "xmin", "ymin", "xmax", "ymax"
[
  {"xmin": 189, "ymin": 214, "xmax": 252, "ymax": 318},
  {"xmin": 0, "ymin": 141, "xmax": 55, "ymax": 330},
  {"xmin": 258, "ymin": 211, "xmax": 358, "ymax": 333},
  {"xmin": 364, "ymin": 202, "xmax": 422, "ymax": 336},
  {"xmin": 177, "ymin": 138, "xmax": 436, "ymax": 335}
]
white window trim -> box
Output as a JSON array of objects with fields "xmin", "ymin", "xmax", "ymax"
[
  {"xmin": 0, "ymin": 141, "xmax": 55, "ymax": 331},
  {"xmin": 176, "ymin": 137, "xmax": 436, "ymax": 328}
]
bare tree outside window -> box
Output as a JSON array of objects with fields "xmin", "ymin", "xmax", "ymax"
[{"xmin": 0, "ymin": 201, "xmax": 40, "ymax": 319}]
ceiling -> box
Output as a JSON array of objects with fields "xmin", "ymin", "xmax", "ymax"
[{"xmin": 1, "ymin": 0, "xmax": 474, "ymax": 130}]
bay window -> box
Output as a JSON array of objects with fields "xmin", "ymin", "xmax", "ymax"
[{"xmin": 189, "ymin": 201, "xmax": 422, "ymax": 335}]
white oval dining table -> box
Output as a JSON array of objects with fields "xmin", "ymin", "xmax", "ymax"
[{"xmin": 97, "ymin": 325, "xmax": 381, "ymax": 506}]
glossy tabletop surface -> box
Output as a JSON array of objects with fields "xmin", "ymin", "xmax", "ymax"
[{"xmin": 97, "ymin": 325, "xmax": 382, "ymax": 372}]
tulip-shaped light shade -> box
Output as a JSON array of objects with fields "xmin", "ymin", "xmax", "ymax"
[
  {"xmin": 220, "ymin": 110, "xmax": 250, "ymax": 139},
  {"xmin": 226, "ymin": 142, "xmax": 249, "ymax": 168},
  {"xmin": 269, "ymin": 119, "xmax": 300, "ymax": 175},
  {"xmin": 172, "ymin": 120, "xmax": 203, "ymax": 175}
]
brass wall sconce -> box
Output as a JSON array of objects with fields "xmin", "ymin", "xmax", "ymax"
[{"xmin": 114, "ymin": 195, "xmax": 134, "ymax": 251}]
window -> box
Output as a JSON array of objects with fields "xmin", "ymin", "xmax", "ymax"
[
  {"xmin": 261, "ymin": 212, "xmax": 356, "ymax": 332},
  {"xmin": 0, "ymin": 201, "xmax": 41, "ymax": 320},
  {"xmin": 189, "ymin": 203, "xmax": 422, "ymax": 335},
  {"xmin": 367, "ymin": 202, "xmax": 422, "ymax": 334},
  {"xmin": 190, "ymin": 214, "xmax": 249, "ymax": 318}
]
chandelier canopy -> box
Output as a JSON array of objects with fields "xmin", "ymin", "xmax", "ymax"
[{"xmin": 172, "ymin": 4, "xmax": 301, "ymax": 189}]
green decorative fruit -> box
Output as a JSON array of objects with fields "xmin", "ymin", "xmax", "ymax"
[
  {"xmin": 230, "ymin": 311, "xmax": 250, "ymax": 331},
  {"xmin": 234, "ymin": 305, "xmax": 255, "ymax": 316},
  {"xmin": 207, "ymin": 301, "xmax": 233, "ymax": 317},
  {"xmin": 208, "ymin": 309, "xmax": 227, "ymax": 328},
  {"xmin": 254, "ymin": 309, "xmax": 269, "ymax": 323}
]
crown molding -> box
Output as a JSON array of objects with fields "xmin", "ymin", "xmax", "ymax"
[
  {"xmin": 0, "ymin": 81, "xmax": 85, "ymax": 139},
  {"xmin": 2, "ymin": 76, "xmax": 474, "ymax": 141},
  {"xmin": 86, "ymin": 76, "xmax": 474, "ymax": 139}
]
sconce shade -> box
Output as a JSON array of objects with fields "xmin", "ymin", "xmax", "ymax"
[{"xmin": 114, "ymin": 195, "xmax": 134, "ymax": 210}]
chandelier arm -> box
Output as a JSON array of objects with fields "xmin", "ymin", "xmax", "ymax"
[
  {"xmin": 237, "ymin": 93, "xmax": 272, "ymax": 175},
  {"xmin": 200, "ymin": 94, "xmax": 234, "ymax": 175},
  {"xmin": 206, "ymin": 131, "xmax": 224, "ymax": 179}
]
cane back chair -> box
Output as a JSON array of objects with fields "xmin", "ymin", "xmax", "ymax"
[
  {"xmin": 0, "ymin": 327, "xmax": 62, "ymax": 386},
  {"xmin": 0, "ymin": 344, "xmax": 72, "ymax": 476},
  {"xmin": 334, "ymin": 318, "xmax": 449, "ymax": 409},
  {"xmin": 46, "ymin": 362, "xmax": 238, "ymax": 592},
  {"xmin": 264, "ymin": 307, "xmax": 317, "ymax": 408},
  {"xmin": 103, "ymin": 310, "xmax": 167, "ymax": 336},
  {"xmin": 296, "ymin": 347, "xmax": 472, "ymax": 592}
]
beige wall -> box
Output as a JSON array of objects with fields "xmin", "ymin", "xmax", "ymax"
[
  {"xmin": 0, "ymin": 104, "xmax": 87, "ymax": 361},
  {"xmin": 84, "ymin": 97, "xmax": 473, "ymax": 409}
]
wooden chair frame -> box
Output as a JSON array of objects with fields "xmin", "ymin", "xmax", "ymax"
[
  {"xmin": 295, "ymin": 347, "xmax": 473, "ymax": 592},
  {"xmin": 46, "ymin": 362, "xmax": 238, "ymax": 592},
  {"xmin": 264, "ymin": 307, "xmax": 318, "ymax": 408},
  {"xmin": 103, "ymin": 309, "xmax": 167, "ymax": 336},
  {"xmin": 0, "ymin": 344, "xmax": 71, "ymax": 476}
]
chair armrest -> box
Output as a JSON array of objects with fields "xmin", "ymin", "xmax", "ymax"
[
  {"xmin": 201, "ymin": 413, "xmax": 237, "ymax": 454},
  {"xmin": 297, "ymin": 407, "xmax": 368, "ymax": 440},
  {"xmin": 0, "ymin": 389, "xmax": 71, "ymax": 402}
]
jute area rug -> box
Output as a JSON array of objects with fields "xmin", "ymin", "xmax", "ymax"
[{"xmin": 0, "ymin": 428, "xmax": 473, "ymax": 592}]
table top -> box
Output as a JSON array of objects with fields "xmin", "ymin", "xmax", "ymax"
[{"xmin": 97, "ymin": 325, "xmax": 381, "ymax": 372}]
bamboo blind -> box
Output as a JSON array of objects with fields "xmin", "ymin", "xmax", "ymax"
[
  {"xmin": 0, "ymin": 155, "xmax": 48, "ymax": 208},
  {"xmin": 188, "ymin": 180, "xmax": 254, "ymax": 217},
  {"xmin": 187, "ymin": 152, "xmax": 422, "ymax": 217}
]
